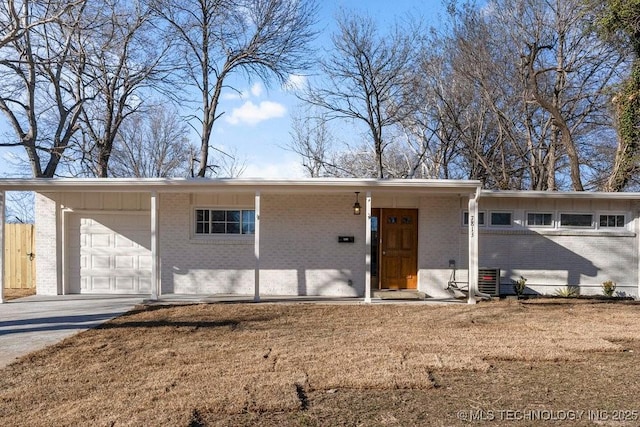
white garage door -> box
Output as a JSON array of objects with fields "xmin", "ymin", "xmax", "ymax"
[{"xmin": 68, "ymin": 213, "xmax": 152, "ymax": 294}]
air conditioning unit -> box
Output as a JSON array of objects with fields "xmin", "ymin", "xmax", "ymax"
[{"xmin": 478, "ymin": 268, "xmax": 500, "ymax": 297}]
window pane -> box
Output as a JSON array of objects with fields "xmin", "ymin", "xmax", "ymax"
[
  {"xmin": 212, "ymin": 223, "xmax": 225, "ymax": 233},
  {"xmin": 402, "ymin": 216, "xmax": 412, "ymax": 224},
  {"xmin": 491, "ymin": 212, "xmax": 511, "ymax": 226},
  {"xmin": 600, "ymin": 215, "xmax": 626, "ymax": 228},
  {"xmin": 527, "ymin": 213, "xmax": 552, "ymax": 226},
  {"xmin": 196, "ymin": 222, "xmax": 209, "ymax": 234},
  {"xmin": 226, "ymin": 222, "xmax": 240, "ymax": 234},
  {"xmin": 196, "ymin": 209, "xmax": 209, "ymax": 222},
  {"xmin": 560, "ymin": 214, "xmax": 592, "ymax": 227},
  {"xmin": 211, "ymin": 210, "xmax": 225, "ymax": 221},
  {"xmin": 226, "ymin": 210, "xmax": 240, "ymax": 222},
  {"xmin": 242, "ymin": 210, "xmax": 255, "ymax": 234}
]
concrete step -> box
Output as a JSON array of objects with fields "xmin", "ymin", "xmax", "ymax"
[{"xmin": 372, "ymin": 290, "xmax": 427, "ymax": 300}]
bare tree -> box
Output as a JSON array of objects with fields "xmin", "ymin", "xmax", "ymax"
[
  {"xmin": 153, "ymin": 0, "xmax": 318, "ymax": 177},
  {"xmin": 0, "ymin": 0, "xmax": 88, "ymax": 177},
  {"xmin": 0, "ymin": 0, "xmax": 83, "ymax": 50},
  {"xmin": 301, "ymin": 12, "xmax": 419, "ymax": 178},
  {"xmin": 108, "ymin": 104, "xmax": 192, "ymax": 177},
  {"xmin": 77, "ymin": 0, "xmax": 172, "ymax": 177},
  {"xmin": 287, "ymin": 109, "xmax": 336, "ymax": 177}
]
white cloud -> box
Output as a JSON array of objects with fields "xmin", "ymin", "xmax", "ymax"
[
  {"xmin": 250, "ymin": 83, "xmax": 263, "ymax": 97},
  {"xmin": 283, "ymin": 74, "xmax": 307, "ymax": 91},
  {"xmin": 225, "ymin": 101, "xmax": 286, "ymax": 126}
]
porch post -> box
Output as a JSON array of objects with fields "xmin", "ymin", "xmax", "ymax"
[
  {"xmin": 254, "ymin": 190, "xmax": 261, "ymax": 302},
  {"xmin": 364, "ymin": 191, "xmax": 372, "ymax": 303},
  {"xmin": 468, "ymin": 188, "xmax": 480, "ymax": 304},
  {"xmin": 0, "ymin": 191, "xmax": 4, "ymax": 304},
  {"xmin": 150, "ymin": 191, "xmax": 159, "ymax": 300}
]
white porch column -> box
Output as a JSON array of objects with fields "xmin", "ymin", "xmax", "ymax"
[
  {"xmin": 150, "ymin": 191, "xmax": 159, "ymax": 300},
  {"xmin": 364, "ymin": 191, "xmax": 372, "ymax": 303},
  {"xmin": 468, "ymin": 188, "xmax": 480, "ymax": 304},
  {"xmin": 254, "ymin": 191, "xmax": 261, "ymax": 302},
  {"xmin": 0, "ymin": 191, "xmax": 4, "ymax": 304}
]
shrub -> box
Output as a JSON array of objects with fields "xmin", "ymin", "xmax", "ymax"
[
  {"xmin": 512, "ymin": 276, "xmax": 527, "ymax": 297},
  {"xmin": 602, "ymin": 280, "xmax": 616, "ymax": 297},
  {"xmin": 555, "ymin": 286, "xmax": 580, "ymax": 298}
]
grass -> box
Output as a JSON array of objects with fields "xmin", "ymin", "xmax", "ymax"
[
  {"xmin": 2, "ymin": 288, "xmax": 35, "ymax": 301},
  {"xmin": 2, "ymin": 299, "xmax": 640, "ymax": 426}
]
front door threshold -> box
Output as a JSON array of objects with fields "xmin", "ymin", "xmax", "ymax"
[{"xmin": 372, "ymin": 289, "xmax": 427, "ymax": 300}]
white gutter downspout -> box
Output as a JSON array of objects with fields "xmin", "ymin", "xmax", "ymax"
[{"xmin": 468, "ymin": 186, "xmax": 481, "ymax": 304}]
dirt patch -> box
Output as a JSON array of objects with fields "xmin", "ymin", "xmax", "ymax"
[{"xmin": 1, "ymin": 301, "xmax": 640, "ymax": 426}]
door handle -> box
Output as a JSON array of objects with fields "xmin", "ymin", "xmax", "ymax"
[{"xmin": 382, "ymin": 251, "xmax": 386, "ymax": 255}]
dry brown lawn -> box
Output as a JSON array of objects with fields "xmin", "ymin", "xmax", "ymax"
[
  {"xmin": 2, "ymin": 288, "xmax": 35, "ymax": 301},
  {"xmin": 2, "ymin": 299, "xmax": 640, "ymax": 426}
]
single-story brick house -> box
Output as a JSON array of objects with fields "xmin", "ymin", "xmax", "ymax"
[{"xmin": 0, "ymin": 178, "xmax": 638, "ymax": 303}]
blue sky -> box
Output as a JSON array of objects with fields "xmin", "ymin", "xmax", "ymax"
[{"xmin": 216, "ymin": 0, "xmax": 451, "ymax": 178}]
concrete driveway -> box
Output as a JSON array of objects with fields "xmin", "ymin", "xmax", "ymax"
[{"xmin": 0, "ymin": 295, "xmax": 144, "ymax": 368}]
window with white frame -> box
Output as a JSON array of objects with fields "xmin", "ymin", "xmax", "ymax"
[
  {"xmin": 599, "ymin": 214, "xmax": 625, "ymax": 228},
  {"xmin": 462, "ymin": 211, "xmax": 485, "ymax": 226},
  {"xmin": 195, "ymin": 209, "xmax": 255, "ymax": 235},
  {"xmin": 490, "ymin": 211, "xmax": 512, "ymax": 226},
  {"xmin": 560, "ymin": 213, "xmax": 593, "ymax": 228},
  {"xmin": 526, "ymin": 212, "xmax": 553, "ymax": 227}
]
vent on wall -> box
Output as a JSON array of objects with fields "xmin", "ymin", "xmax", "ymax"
[{"xmin": 478, "ymin": 268, "xmax": 500, "ymax": 296}]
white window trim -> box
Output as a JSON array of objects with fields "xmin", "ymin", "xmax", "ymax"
[
  {"xmin": 525, "ymin": 211, "xmax": 555, "ymax": 228},
  {"xmin": 489, "ymin": 210, "xmax": 513, "ymax": 227},
  {"xmin": 596, "ymin": 212, "xmax": 628, "ymax": 230},
  {"xmin": 191, "ymin": 206, "xmax": 256, "ymax": 240}
]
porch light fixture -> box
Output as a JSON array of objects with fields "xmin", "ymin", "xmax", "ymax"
[{"xmin": 353, "ymin": 192, "xmax": 361, "ymax": 215}]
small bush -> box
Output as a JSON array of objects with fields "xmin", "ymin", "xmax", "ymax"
[
  {"xmin": 602, "ymin": 280, "xmax": 616, "ymax": 297},
  {"xmin": 512, "ymin": 276, "xmax": 527, "ymax": 297},
  {"xmin": 555, "ymin": 286, "xmax": 580, "ymax": 298}
]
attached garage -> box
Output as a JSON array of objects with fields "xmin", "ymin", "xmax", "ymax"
[{"xmin": 67, "ymin": 212, "xmax": 151, "ymax": 294}]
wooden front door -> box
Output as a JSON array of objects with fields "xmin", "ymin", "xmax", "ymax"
[{"xmin": 380, "ymin": 209, "xmax": 418, "ymax": 289}]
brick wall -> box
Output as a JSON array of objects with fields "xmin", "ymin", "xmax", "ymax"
[
  {"xmin": 159, "ymin": 192, "xmax": 365, "ymax": 296},
  {"xmin": 35, "ymin": 193, "xmax": 59, "ymax": 295}
]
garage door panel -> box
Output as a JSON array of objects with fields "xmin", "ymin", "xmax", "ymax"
[
  {"xmin": 91, "ymin": 255, "xmax": 111, "ymax": 269},
  {"xmin": 68, "ymin": 213, "xmax": 152, "ymax": 294},
  {"xmin": 115, "ymin": 255, "xmax": 134, "ymax": 269}
]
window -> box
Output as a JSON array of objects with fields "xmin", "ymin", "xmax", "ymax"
[
  {"xmin": 490, "ymin": 212, "xmax": 512, "ymax": 226},
  {"xmin": 599, "ymin": 214, "xmax": 625, "ymax": 228},
  {"xmin": 560, "ymin": 213, "xmax": 593, "ymax": 228},
  {"xmin": 527, "ymin": 212, "xmax": 553, "ymax": 227},
  {"xmin": 195, "ymin": 209, "xmax": 255, "ymax": 235},
  {"xmin": 463, "ymin": 211, "xmax": 485, "ymax": 226}
]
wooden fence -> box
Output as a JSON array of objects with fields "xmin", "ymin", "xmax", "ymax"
[{"xmin": 3, "ymin": 223, "xmax": 36, "ymax": 289}]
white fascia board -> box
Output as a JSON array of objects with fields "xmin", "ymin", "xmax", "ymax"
[
  {"xmin": 0, "ymin": 178, "xmax": 482, "ymax": 195},
  {"xmin": 482, "ymin": 190, "xmax": 640, "ymax": 200}
]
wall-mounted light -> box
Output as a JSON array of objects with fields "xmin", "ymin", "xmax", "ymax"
[{"xmin": 353, "ymin": 192, "xmax": 361, "ymax": 215}]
